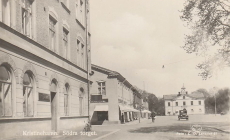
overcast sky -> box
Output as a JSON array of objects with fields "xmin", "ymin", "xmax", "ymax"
[{"xmin": 89, "ymin": 0, "xmax": 230, "ymax": 97}]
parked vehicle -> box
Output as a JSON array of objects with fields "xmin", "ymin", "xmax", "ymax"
[{"xmin": 178, "ymin": 109, "xmax": 188, "ymax": 121}]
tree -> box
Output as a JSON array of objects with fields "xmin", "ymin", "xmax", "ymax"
[
  {"xmin": 205, "ymin": 88, "xmax": 230, "ymax": 114},
  {"xmin": 192, "ymin": 88, "xmax": 210, "ymax": 98},
  {"xmin": 180, "ymin": 0, "xmax": 230, "ymax": 80},
  {"xmin": 148, "ymin": 94, "xmax": 158, "ymax": 112}
]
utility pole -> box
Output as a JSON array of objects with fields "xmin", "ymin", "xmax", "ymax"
[
  {"xmin": 85, "ymin": 0, "xmax": 90, "ymax": 120},
  {"xmin": 215, "ymin": 91, "xmax": 217, "ymax": 116},
  {"xmin": 213, "ymin": 87, "xmax": 217, "ymax": 116}
]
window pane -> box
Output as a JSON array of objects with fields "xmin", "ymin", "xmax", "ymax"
[
  {"xmin": 0, "ymin": 66, "xmax": 10, "ymax": 81},
  {"xmin": 27, "ymin": 87, "xmax": 33, "ymax": 116},
  {"xmin": 4, "ymin": 83, "xmax": 12, "ymax": 116},
  {"xmin": 64, "ymin": 94, "xmax": 68, "ymax": 115}
]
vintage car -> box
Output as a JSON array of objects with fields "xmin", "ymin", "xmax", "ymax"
[{"xmin": 178, "ymin": 109, "xmax": 189, "ymax": 120}]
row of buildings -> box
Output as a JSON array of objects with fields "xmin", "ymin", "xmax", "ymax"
[{"xmin": 0, "ymin": 0, "xmax": 150, "ymax": 139}]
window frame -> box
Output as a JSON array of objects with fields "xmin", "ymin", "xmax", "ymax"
[
  {"xmin": 62, "ymin": 27, "xmax": 69, "ymax": 59},
  {"xmin": 183, "ymin": 101, "xmax": 186, "ymax": 106},
  {"xmin": 97, "ymin": 81, "xmax": 106, "ymax": 95},
  {"xmin": 49, "ymin": 15, "xmax": 57, "ymax": 52},
  {"xmin": 23, "ymin": 73, "xmax": 34, "ymax": 117},
  {"xmin": 0, "ymin": 65, "xmax": 13, "ymax": 117},
  {"xmin": 21, "ymin": 0, "xmax": 33, "ymax": 38}
]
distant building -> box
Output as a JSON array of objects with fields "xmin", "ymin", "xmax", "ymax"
[
  {"xmin": 89, "ymin": 64, "xmax": 141, "ymax": 125},
  {"xmin": 0, "ymin": 0, "xmax": 91, "ymax": 138},
  {"xmin": 163, "ymin": 85, "xmax": 205, "ymax": 115}
]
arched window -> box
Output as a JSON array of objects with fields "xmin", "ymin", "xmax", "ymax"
[
  {"xmin": 0, "ymin": 65, "xmax": 12, "ymax": 117},
  {"xmin": 79, "ymin": 87, "xmax": 84, "ymax": 116},
  {"xmin": 23, "ymin": 72, "xmax": 34, "ymax": 117},
  {"xmin": 64, "ymin": 83, "xmax": 69, "ymax": 116}
]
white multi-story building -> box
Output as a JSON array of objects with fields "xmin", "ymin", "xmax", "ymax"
[{"xmin": 164, "ymin": 85, "xmax": 205, "ymax": 115}]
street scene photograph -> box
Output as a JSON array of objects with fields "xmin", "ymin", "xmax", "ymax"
[{"xmin": 0, "ymin": 0, "xmax": 229, "ymax": 140}]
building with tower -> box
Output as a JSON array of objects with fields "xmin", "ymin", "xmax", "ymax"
[{"xmin": 163, "ymin": 85, "xmax": 205, "ymax": 116}]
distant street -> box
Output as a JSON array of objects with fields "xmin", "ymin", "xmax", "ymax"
[{"xmin": 92, "ymin": 114, "xmax": 230, "ymax": 140}]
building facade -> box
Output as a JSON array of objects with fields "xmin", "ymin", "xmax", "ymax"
[
  {"xmin": 0, "ymin": 0, "xmax": 91, "ymax": 138},
  {"xmin": 164, "ymin": 86, "xmax": 205, "ymax": 116},
  {"xmin": 89, "ymin": 64, "xmax": 141, "ymax": 125}
]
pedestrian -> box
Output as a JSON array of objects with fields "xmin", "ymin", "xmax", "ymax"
[{"xmin": 151, "ymin": 111, "xmax": 156, "ymax": 122}]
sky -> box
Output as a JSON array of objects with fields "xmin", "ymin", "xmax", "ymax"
[{"xmin": 89, "ymin": 0, "xmax": 230, "ymax": 98}]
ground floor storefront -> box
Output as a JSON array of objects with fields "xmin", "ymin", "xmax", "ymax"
[{"xmin": 0, "ymin": 50, "xmax": 89, "ymax": 139}]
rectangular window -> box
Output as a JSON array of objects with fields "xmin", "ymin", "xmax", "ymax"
[
  {"xmin": 191, "ymin": 101, "xmax": 193, "ymax": 105},
  {"xmin": 80, "ymin": 0, "xmax": 84, "ymax": 24},
  {"xmin": 175, "ymin": 102, "xmax": 178, "ymax": 106},
  {"xmin": 183, "ymin": 101, "xmax": 186, "ymax": 106},
  {"xmin": 81, "ymin": 44, "xmax": 85, "ymax": 68},
  {"xmin": 1, "ymin": 0, "xmax": 11, "ymax": 26},
  {"xmin": 98, "ymin": 81, "xmax": 106, "ymax": 95},
  {"xmin": 168, "ymin": 102, "xmax": 170, "ymax": 106},
  {"xmin": 199, "ymin": 101, "xmax": 201, "ymax": 105},
  {"xmin": 63, "ymin": 28, "xmax": 69, "ymax": 59},
  {"xmin": 21, "ymin": 0, "xmax": 33, "ymax": 38},
  {"xmin": 76, "ymin": 40, "xmax": 80, "ymax": 64},
  {"xmin": 49, "ymin": 16, "xmax": 56, "ymax": 51},
  {"xmin": 75, "ymin": 0, "xmax": 78, "ymax": 19}
]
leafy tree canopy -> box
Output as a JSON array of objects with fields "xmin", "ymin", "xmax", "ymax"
[{"xmin": 180, "ymin": 0, "xmax": 230, "ymax": 79}]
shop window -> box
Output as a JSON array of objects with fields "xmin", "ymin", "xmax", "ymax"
[
  {"xmin": 49, "ymin": 16, "xmax": 57, "ymax": 51},
  {"xmin": 23, "ymin": 72, "xmax": 34, "ymax": 117},
  {"xmin": 97, "ymin": 81, "xmax": 106, "ymax": 95},
  {"xmin": 21, "ymin": 0, "xmax": 33, "ymax": 38},
  {"xmin": 0, "ymin": 65, "xmax": 12, "ymax": 117},
  {"xmin": 97, "ymin": 111, "xmax": 108, "ymax": 121}
]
